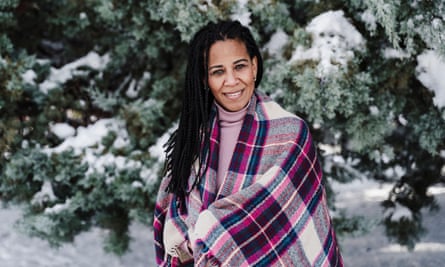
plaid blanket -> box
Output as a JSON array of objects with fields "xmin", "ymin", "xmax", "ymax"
[{"xmin": 154, "ymin": 91, "xmax": 343, "ymax": 266}]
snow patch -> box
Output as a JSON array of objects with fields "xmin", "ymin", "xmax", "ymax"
[
  {"xmin": 44, "ymin": 118, "xmax": 140, "ymax": 176},
  {"xmin": 290, "ymin": 10, "xmax": 365, "ymax": 75},
  {"xmin": 264, "ymin": 29, "xmax": 288, "ymax": 58},
  {"xmin": 22, "ymin": 69, "xmax": 37, "ymax": 85},
  {"xmin": 386, "ymin": 203, "xmax": 413, "ymax": 221},
  {"xmin": 47, "ymin": 119, "xmax": 116, "ymax": 153},
  {"xmin": 231, "ymin": 0, "xmax": 251, "ymax": 26},
  {"xmin": 318, "ymin": 143, "xmax": 341, "ymax": 156},
  {"xmin": 31, "ymin": 181, "xmax": 57, "ymax": 206},
  {"xmin": 360, "ymin": 10, "xmax": 377, "ymax": 34},
  {"xmin": 139, "ymin": 167, "xmax": 158, "ymax": 186},
  {"xmin": 112, "ymin": 135, "xmax": 130, "ymax": 149},
  {"xmin": 332, "ymin": 178, "xmax": 393, "ymax": 208},
  {"xmin": 398, "ymin": 114, "xmax": 408, "ymax": 126},
  {"xmin": 383, "ymin": 165, "xmax": 406, "ymax": 180},
  {"xmin": 39, "ymin": 52, "xmax": 110, "ymax": 94},
  {"xmin": 428, "ymin": 186, "xmax": 445, "ymax": 195},
  {"xmin": 141, "ymin": 124, "xmax": 178, "ymax": 185},
  {"xmin": 380, "ymin": 242, "xmax": 445, "ymax": 253},
  {"xmin": 383, "ymin": 48, "xmax": 410, "ymax": 59},
  {"xmin": 148, "ymin": 124, "xmax": 176, "ymax": 161},
  {"xmin": 49, "ymin": 123, "xmax": 76, "ymax": 139},
  {"xmin": 84, "ymin": 152, "xmax": 141, "ymax": 176},
  {"xmin": 125, "ymin": 72, "xmax": 151, "ymax": 99},
  {"xmin": 369, "ymin": 105, "xmax": 379, "ymax": 116},
  {"xmin": 44, "ymin": 199, "xmax": 72, "ymax": 214},
  {"xmin": 416, "ymin": 50, "xmax": 445, "ymax": 108}
]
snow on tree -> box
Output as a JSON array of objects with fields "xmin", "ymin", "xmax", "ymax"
[{"xmin": 1, "ymin": 0, "xmax": 444, "ymax": 254}]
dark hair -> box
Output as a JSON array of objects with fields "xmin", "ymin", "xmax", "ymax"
[{"xmin": 163, "ymin": 20, "xmax": 263, "ymax": 202}]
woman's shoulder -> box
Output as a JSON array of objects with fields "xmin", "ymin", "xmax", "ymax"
[
  {"xmin": 254, "ymin": 91, "xmax": 312, "ymax": 146},
  {"xmin": 255, "ymin": 90, "xmax": 306, "ymax": 125}
]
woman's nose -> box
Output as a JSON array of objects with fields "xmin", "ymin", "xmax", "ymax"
[{"xmin": 224, "ymin": 70, "xmax": 238, "ymax": 86}]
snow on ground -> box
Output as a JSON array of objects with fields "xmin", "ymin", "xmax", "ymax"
[
  {"xmin": 0, "ymin": 206, "xmax": 155, "ymax": 267},
  {"xmin": 1, "ymin": 179, "xmax": 444, "ymax": 267},
  {"xmin": 336, "ymin": 180, "xmax": 445, "ymax": 267}
]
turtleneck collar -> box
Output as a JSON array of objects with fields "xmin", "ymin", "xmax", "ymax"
[{"xmin": 214, "ymin": 100, "xmax": 250, "ymax": 127}]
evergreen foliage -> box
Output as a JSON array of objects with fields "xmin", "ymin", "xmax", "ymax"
[{"xmin": 1, "ymin": 0, "xmax": 444, "ymax": 255}]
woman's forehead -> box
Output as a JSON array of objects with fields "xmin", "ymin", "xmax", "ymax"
[{"xmin": 208, "ymin": 39, "xmax": 249, "ymax": 64}]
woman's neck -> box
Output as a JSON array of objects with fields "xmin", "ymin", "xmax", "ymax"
[{"xmin": 215, "ymin": 101, "xmax": 249, "ymax": 126}]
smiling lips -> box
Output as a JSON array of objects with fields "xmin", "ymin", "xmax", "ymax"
[{"xmin": 224, "ymin": 89, "xmax": 244, "ymax": 99}]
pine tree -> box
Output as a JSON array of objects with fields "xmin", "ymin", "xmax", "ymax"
[{"xmin": 1, "ymin": 0, "xmax": 444, "ymax": 255}]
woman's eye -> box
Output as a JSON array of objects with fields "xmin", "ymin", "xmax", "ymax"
[
  {"xmin": 235, "ymin": 64, "xmax": 247, "ymax": 70},
  {"xmin": 211, "ymin": 69, "xmax": 224, "ymax": 76}
]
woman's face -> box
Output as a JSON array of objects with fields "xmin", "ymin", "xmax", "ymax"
[{"xmin": 207, "ymin": 39, "xmax": 257, "ymax": 112}]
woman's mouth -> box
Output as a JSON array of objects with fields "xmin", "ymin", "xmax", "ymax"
[{"xmin": 224, "ymin": 89, "xmax": 243, "ymax": 99}]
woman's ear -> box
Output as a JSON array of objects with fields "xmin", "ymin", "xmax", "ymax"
[{"xmin": 252, "ymin": 56, "xmax": 258, "ymax": 79}]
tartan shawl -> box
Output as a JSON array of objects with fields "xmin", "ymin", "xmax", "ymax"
[{"xmin": 153, "ymin": 91, "xmax": 343, "ymax": 266}]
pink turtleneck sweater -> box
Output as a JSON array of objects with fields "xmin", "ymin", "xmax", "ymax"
[{"xmin": 215, "ymin": 101, "xmax": 249, "ymax": 190}]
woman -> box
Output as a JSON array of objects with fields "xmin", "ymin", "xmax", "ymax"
[{"xmin": 153, "ymin": 20, "xmax": 343, "ymax": 266}]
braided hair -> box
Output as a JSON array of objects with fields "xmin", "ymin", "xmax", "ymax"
[{"xmin": 163, "ymin": 20, "xmax": 264, "ymax": 204}]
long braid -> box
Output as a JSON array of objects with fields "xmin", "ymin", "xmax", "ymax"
[{"xmin": 164, "ymin": 30, "xmax": 210, "ymax": 202}]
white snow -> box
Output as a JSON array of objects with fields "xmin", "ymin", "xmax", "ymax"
[
  {"xmin": 331, "ymin": 178, "xmax": 393, "ymax": 208},
  {"xmin": 44, "ymin": 118, "xmax": 142, "ymax": 177},
  {"xmin": 126, "ymin": 80, "xmax": 139, "ymax": 99},
  {"xmin": 49, "ymin": 123, "xmax": 76, "ymax": 139},
  {"xmin": 44, "ymin": 199, "xmax": 72, "ymax": 214},
  {"xmin": 39, "ymin": 52, "xmax": 110, "ymax": 94},
  {"xmin": 369, "ymin": 105, "xmax": 379, "ymax": 116},
  {"xmin": 318, "ymin": 143, "xmax": 342, "ymax": 155},
  {"xmin": 140, "ymin": 124, "xmax": 177, "ymax": 185},
  {"xmin": 22, "ymin": 69, "xmax": 37, "ymax": 85},
  {"xmin": 398, "ymin": 114, "xmax": 408, "ymax": 126},
  {"xmin": 0, "ymin": 206, "xmax": 156, "ymax": 267},
  {"xmin": 125, "ymin": 72, "xmax": 151, "ymax": 99},
  {"xmin": 429, "ymin": 186, "xmax": 445, "ymax": 195},
  {"xmin": 148, "ymin": 124, "xmax": 176, "ymax": 161},
  {"xmin": 416, "ymin": 50, "xmax": 445, "ymax": 108},
  {"xmin": 381, "ymin": 242, "xmax": 445, "ymax": 253},
  {"xmin": 383, "ymin": 165, "xmax": 406, "ymax": 179},
  {"xmin": 47, "ymin": 119, "xmax": 115, "ymax": 154},
  {"xmin": 386, "ymin": 203, "xmax": 413, "ymax": 221},
  {"xmin": 290, "ymin": 10, "xmax": 365, "ymax": 76},
  {"xmin": 383, "ymin": 48, "xmax": 410, "ymax": 59},
  {"xmin": 231, "ymin": 0, "xmax": 251, "ymax": 26},
  {"xmin": 85, "ymin": 152, "xmax": 140, "ymax": 176},
  {"xmin": 360, "ymin": 10, "xmax": 377, "ymax": 34},
  {"xmin": 264, "ymin": 29, "xmax": 288, "ymax": 58},
  {"xmin": 112, "ymin": 135, "xmax": 129, "ymax": 149},
  {"xmin": 45, "ymin": 115, "xmax": 172, "ymax": 187},
  {"xmin": 31, "ymin": 181, "xmax": 58, "ymax": 206}
]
